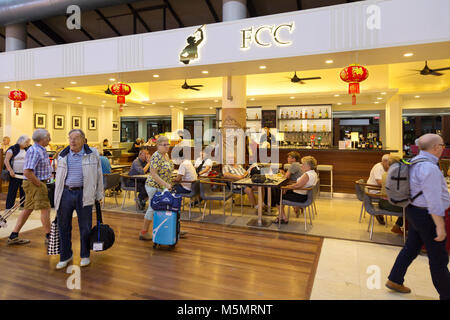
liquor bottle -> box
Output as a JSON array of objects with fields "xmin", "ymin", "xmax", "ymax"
[
  {"xmin": 325, "ymin": 109, "xmax": 329, "ymax": 118},
  {"xmin": 292, "ymin": 123, "xmax": 296, "ymax": 131},
  {"xmin": 290, "ymin": 111, "xmax": 294, "ymax": 119},
  {"xmin": 319, "ymin": 109, "xmax": 322, "ymax": 119},
  {"xmin": 322, "ymin": 124, "xmax": 326, "ymax": 132},
  {"xmin": 255, "ymin": 113, "xmax": 259, "ymax": 120},
  {"xmin": 373, "ymin": 138, "xmax": 377, "ymax": 149},
  {"xmin": 311, "ymin": 110, "xmax": 315, "ymax": 119},
  {"xmin": 299, "ymin": 110, "xmax": 302, "ymax": 119},
  {"xmin": 305, "ymin": 110, "xmax": 308, "ymax": 119},
  {"xmin": 369, "ymin": 139, "xmax": 373, "ymax": 149},
  {"xmin": 378, "ymin": 138, "xmax": 383, "ymax": 150},
  {"xmin": 295, "ymin": 110, "xmax": 299, "ymax": 119},
  {"xmin": 313, "ymin": 124, "xmax": 317, "ymax": 132},
  {"xmin": 284, "ymin": 124, "xmax": 288, "ymax": 132},
  {"xmin": 307, "ymin": 123, "xmax": 310, "ymax": 132}
]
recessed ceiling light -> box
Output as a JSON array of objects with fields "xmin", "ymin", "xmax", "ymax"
[
  {"xmin": 142, "ymin": 98, "xmax": 149, "ymax": 102},
  {"xmin": 201, "ymin": 70, "xmax": 209, "ymax": 74},
  {"xmin": 141, "ymin": 107, "xmax": 145, "ymax": 109},
  {"xmin": 181, "ymin": 101, "xmax": 185, "ymax": 104},
  {"xmin": 4, "ymin": 86, "xmax": 10, "ymax": 89},
  {"xmin": 184, "ymin": 108, "xmax": 188, "ymax": 110},
  {"xmin": 35, "ymin": 83, "xmax": 42, "ymax": 87},
  {"xmin": 152, "ymin": 102, "xmax": 156, "ymax": 105},
  {"xmin": 334, "ymin": 94, "xmax": 340, "ymax": 97},
  {"xmin": 169, "ymin": 105, "xmax": 174, "ymax": 108},
  {"xmin": 325, "ymin": 60, "xmax": 334, "ymax": 64},
  {"xmin": 415, "ymin": 95, "xmax": 420, "ymax": 98},
  {"xmin": 102, "ymin": 100, "xmax": 106, "ymax": 103},
  {"xmin": 289, "ymin": 96, "xmax": 295, "ymax": 99},
  {"xmin": 209, "ymin": 107, "xmax": 213, "ymax": 109},
  {"xmin": 337, "ymin": 102, "xmax": 342, "ymax": 105},
  {"xmin": 403, "ymin": 53, "xmax": 414, "ymax": 57},
  {"xmin": 51, "ymin": 98, "xmax": 56, "ymax": 101},
  {"xmin": 76, "ymin": 97, "xmax": 81, "ymax": 99},
  {"xmin": 259, "ymin": 66, "xmax": 266, "ymax": 69},
  {"xmin": 374, "ymin": 101, "xmax": 379, "ymax": 104},
  {"xmin": 109, "ymin": 78, "xmax": 116, "ymax": 81},
  {"xmin": 214, "ymin": 99, "xmax": 218, "ymax": 102},
  {"xmin": 70, "ymin": 81, "xmax": 77, "ymax": 84},
  {"xmin": 78, "ymin": 102, "xmax": 82, "ymax": 104},
  {"xmin": 153, "ymin": 74, "xmax": 159, "ymax": 78},
  {"xmin": 249, "ymin": 98, "xmax": 255, "ymax": 101},
  {"xmin": 377, "ymin": 97, "xmax": 382, "ymax": 100},
  {"xmin": 101, "ymin": 105, "xmax": 105, "ymax": 107},
  {"xmin": 44, "ymin": 92, "xmax": 50, "ymax": 95},
  {"xmin": 381, "ymin": 92, "xmax": 387, "ymax": 95}
]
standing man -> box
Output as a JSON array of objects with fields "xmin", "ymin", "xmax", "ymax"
[
  {"xmin": 128, "ymin": 148, "xmax": 151, "ymax": 210},
  {"xmin": 386, "ymin": 133, "xmax": 450, "ymax": 300},
  {"xmin": 54, "ymin": 129, "xmax": 104, "ymax": 269},
  {"xmin": 7, "ymin": 129, "xmax": 52, "ymax": 245}
]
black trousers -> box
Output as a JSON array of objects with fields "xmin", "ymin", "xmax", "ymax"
[
  {"xmin": 6, "ymin": 176, "xmax": 25, "ymax": 210},
  {"xmin": 136, "ymin": 181, "xmax": 148, "ymax": 202},
  {"xmin": 379, "ymin": 199, "xmax": 403, "ymax": 226},
  {"xmin": 388, "ymin": 205, "xmax": 450, "ymax": 300},
  {"xmin": 274, "ymin": 189, "xmax": 308, "ymax": 206}
]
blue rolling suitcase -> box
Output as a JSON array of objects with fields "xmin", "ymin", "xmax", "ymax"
[{"xmin": 151, "ymin": 189, "xmax": 182, "ymax": 249}]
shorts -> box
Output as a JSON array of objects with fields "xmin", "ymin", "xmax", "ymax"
[
  {"xmin": 144, "ymin": 186, "xmax": 162, "ymax": 221},
  {"xmin": 22, "ymin": 180, "xmax": 51, "ymax": 210}
]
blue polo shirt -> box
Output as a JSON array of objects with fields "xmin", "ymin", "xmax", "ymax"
[{"xmin": 65, "ymin": 148, "xmax": 84, "ymax": 187}]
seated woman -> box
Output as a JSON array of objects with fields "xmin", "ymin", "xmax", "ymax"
[
  {"xmin": 274, "ymin": 156, "xmax": 318, "ymax": 224},
  {"xmin": 173, "ymin": 150, "xmax": 198, "ymax": 194},
  {"xmin": 223, "ymin": 159, "xmax": 258, "ymax": 213},
  {"xmin": 379, "ymin": 156, "xmax": 404, "ymax": 235},
  {"xmin": 102, "ymin": 139, "xmax": 112, "ymax": 156}
]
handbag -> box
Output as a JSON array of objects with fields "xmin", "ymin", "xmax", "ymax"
[
  {"xmin": 89, "ymin": 201, "xmax": 115, "ymax": 251},
  {"xmin": 151, "ymin": 189, "xmax": 182, "ymax": 211},
  {"xmin": 251, "ymin": 174, "xmax": 266, "ymax": 184},
  {"xmin": 47, "ymin": 217, "xmax": 60, "ymax": 255},
  {"xmin": 1, "ymin": 169, "xmax": 10, "ymax": 182}
]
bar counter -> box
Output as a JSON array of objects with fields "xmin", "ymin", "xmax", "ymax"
[{"xmin": 136, "ymin": 146, "xmax": 397, "ymax": 194}]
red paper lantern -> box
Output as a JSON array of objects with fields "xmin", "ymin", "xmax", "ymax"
[
  {"xmin": 111, "ymin": 83, "xmax": 131, "ymax": 112},
  {"xmin": 340, "ymin": 64, "xmax": 369, "ymax": 105},
  {"xmin": 8, "ymin": 90, "xmax": 27, "ymax": 115}
]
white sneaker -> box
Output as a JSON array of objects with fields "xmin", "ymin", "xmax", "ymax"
[
  {"xmin": 80, "ymin": 258, "xmax": 90, "ymax": 267},
  {"xmin": 56, "ymin": 256, "xmax": 73, "ymax": 270}
]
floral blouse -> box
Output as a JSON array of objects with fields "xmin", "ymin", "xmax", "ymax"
[{"xmin": 146, "ymin": 151, "xmax": 174, "ymax": 189}]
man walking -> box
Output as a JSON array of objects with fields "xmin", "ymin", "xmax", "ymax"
[
  {"xmin": 386, "ymin": 133, "xmax": 450, "ymax": 300},
  {"xmin": 54, "ymin": 129, "xmax": 104, "ymax": 269},
  {"xmin": 7, "ymin": 129, "xmax": 52, "ymax": 245}
]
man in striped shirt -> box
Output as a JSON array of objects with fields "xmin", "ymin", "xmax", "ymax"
[{"xmin": 8, "ymin": 129, "xmax": 52, "ymax": 245}]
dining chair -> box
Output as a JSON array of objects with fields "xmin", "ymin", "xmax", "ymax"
[
  {"xmin": 199, "ymin": 180, "xmax": 233, "ymax": 220},
  {"xmin": 119, "ymin": 173, "xmax": 137, "ymax": 211},
  {"xmin": 279, "ymin": 183, "xmax": 317, "ymax": 231}
]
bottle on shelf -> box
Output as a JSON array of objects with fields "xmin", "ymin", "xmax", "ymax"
[
  {"xmin": 299, "ymin": 110, "xmax": 303, "ymax": 119},
  {"xmin": 307, "ymin": 123, "xmax": 310, "ymax": 132},
  {"xmin": 295, "ymin": 110, "xmax": 299, "ymax": 119},
  {"xmin": 378, "ymin": 138, "xmax": 383, "ymax": 150},
  {"xmin": 322, "ymin": 124, "xmax": 326, "ymax": 132},
  {"xmin": 319, "ymin": 109, "xmax": 322, "ymax": 119},
  {"xmin": 311, "ymin": 110, "xmax": 315, "ymax": 119},
  {"xmin": 313, "ymin": 124, "xmax": 317, "ymax": 131},
  {"xmin": 369, "ymin": 139, "xmax": 373, "ymax": 149},
  {"xmin": 325, "ymin": 109, "xmax": 329, "ymax": 118},
  {"xmin": 290, "ymin": 111, "xmax": 294, "ymax": 119},
  {"xmin": 255, "ymin": 113, "xmax": 259, "ymax": 120},
  {"xmin": 373, "ymin": 137, "xmax": 377, "ymax": 149},
  {"xmin": 305, "ymin": 110, "xmax": 308, "ymax": 119},
  {"xmin": 284, "ymin": 124, "xmax": 288, "ymax": 132}
]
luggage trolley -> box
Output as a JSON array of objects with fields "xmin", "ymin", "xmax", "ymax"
[{"xmin": 0, "ymin": 197, "xmax": 25, "ymax": 229}]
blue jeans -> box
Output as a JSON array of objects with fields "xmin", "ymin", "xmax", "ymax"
[
  {"xmin": 388, "ymin": 205, "xmax": 450, "ymax": 300},
  {"xmin": 144, "ymin": 186, "xmax": 162, "ymax": 221},
  {"xmin": 58, "ymin": 189, "xmax": 93, "ymax": 261}
]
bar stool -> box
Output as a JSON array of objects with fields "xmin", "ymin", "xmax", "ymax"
[{"xmin": 316, "ymin": 164, "xmax": 333, "ymax": 198}]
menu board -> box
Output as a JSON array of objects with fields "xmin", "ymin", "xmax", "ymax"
[{"xmin": 262, "ymin": 110, "xmax": 277, "ymax": 128}]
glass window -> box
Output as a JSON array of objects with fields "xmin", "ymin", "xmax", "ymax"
[{"xmin": 120, "ymin": 121, "xmax": 138, "ymax": 143}]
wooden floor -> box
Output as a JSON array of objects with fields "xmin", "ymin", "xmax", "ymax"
[{"xmin": 0, "ymin": 211, "xmax": 323, "ymax": 300}]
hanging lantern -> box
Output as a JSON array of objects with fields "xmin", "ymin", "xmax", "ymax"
[
  {"xmin": 340, "ymin": 64, "xmax": 369, "ymax": 105},
  {"xmin": 8, "ymin": 90, "xmax": 27, "ymax": 115},
  {"xmin": 111, "ymin": 83, "xmax": 131, "ymax": 112}
]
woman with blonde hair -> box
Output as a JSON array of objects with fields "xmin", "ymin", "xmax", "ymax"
[{"xmin": 274, "ymin": 156, "xmax": 318, "ymax": 224}]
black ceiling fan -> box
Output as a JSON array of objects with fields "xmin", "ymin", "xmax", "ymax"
[
  {"xmin": 288, "ymin": 71, "xmax": 321, "ymax": 84},
  {"xmin": 104, "ymin": 85, "xmax": 113, "ymax": 95},
  {"xmin": 181, "ymin": 80, "xmax": 203, "ymax": 91},
  {"xmin": 410, "ymin": 61, "xmax": 450, "ymax": 76}
]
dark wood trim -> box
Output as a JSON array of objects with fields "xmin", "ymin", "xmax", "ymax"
[
  {"xmin": 296, "ymin": 0, "xmax": 303, "ymax": 10},
  {"xmin": 128, "ymin": 3, "xmax": 152, "ymax": 33},
  {"xmin": 80, "ymin": 27, "xmax": 94, "ymax": 40},
  {"xmin": 163, "ymin": 0, "xmax": 184, "ymax": 28},
  {"xmin": 27, "ymin": 32, "xmax": 45, "ymax": 46},
  {"xmin": 95, "ymin": 9, "xmax": 121, "ymax": 36},
  {"xmin": 247, "ymin": 0, "xmax": 257, "ymax": 17},
  {"xmin": 136, "ymin": 4, "xmax": 167, "ymax": 12},
  {"xmin": 31, "ymin": 20, "xmax": 66, "ymax": 44},
  {"xmin": 204, "ymin": 0, "xmax": 220, "ymax": 22}
]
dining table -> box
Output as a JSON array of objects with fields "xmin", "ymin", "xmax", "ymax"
[{"xmin": 233, "ymin": 174, "xmax": 287, "ymax": 227}]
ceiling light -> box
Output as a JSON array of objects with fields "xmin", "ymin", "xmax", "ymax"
[
  {"xmin": 381, "ymin": 92, "xmax": 387, "ymax": 95},
  {"xmin": 209, "ymin": 107, "xmax": 213, "ymax": 109},
  {"xmin": 259, "ymin": 66, "xmax": 266, "ymax": 69},
  {"xmin": 403, "ymin": 53, "xmax": 414, "ymax": 57},
  {"xmin": 325, "ymin": 60, "xmax": 334, "ymax": 64},
  {"xmin": 44, "ymin": 92, "xmax": 50, "ymax": 95},
  {"xmin": 141, "ymin": 107, "xmax": 145, "ymax": 109},
  {"xmin": 76, "ymin": 97, "xmax": 81, "ymax": 99},
  {"xmin": 102, "ymin": 100, "xmax": 107, "ymax": 103},
  {"xmin": 249, "ymin": 98, "xmax": 255, "ymax": 101},
  {"xmin": 214, "ymin": 99, "xmax": 218, "ymax": 102},
  {"xmin": 153, "ymin": 74, "xmax": 159, "ymax": 78},
  {"xmin": 337, "ymin": 102, "xmax": 342, "ymax": 105},
  {"xmin": 35, "ymin": 83, "xmax": 42, "ymax": 87},
  {"xmin": 184, "ymin": 108, "xmax": 188, "ymax": 110},
  {"xmin": 152, "ymin": 102, "xmax": 156, "ymax": 105},
  {"xmin": 142, "ymin": 98, "xmax": 150, "ymax": 102},
  {"xmin": 101, "ymin": 105, "xmax": 104, "ymax": 107},
  {"xmin": 374, "ymin": 101, "xmax": 379, "ymax": 104},
  {"xmin": 334, "ymin": 94, "xmax": 340, "ymax": 97},
  {"xmin": 289, "ymin": 96, "xmax": 295, "ymax": 99},
  {"xmin": 181, "ymin": 101, "xmax": 185, "ymax": 104},
  {"xmin": 109, "ymin": 78, "xmax": 116, "ymax": 81},
  {"xmin": 70, "ymin": 81, "xmax": 77, "ymax": 84},
  {"xmin": 415, "ymin": 95, "xmax": 420, "ymax": 98},
  {"xmin": 78, "ymin": 102, "xmax": 82, "ymax": 104},
  {"xmin": 51, "ymin": 98, "xmax": 56, "ymax": 101},
  {"xmin": 201, "ymin": 70, "xmax": 209, "ymax": 74},
  {"xmin": 4, "ymin": 86, "xmax": 10, "ymax": 89},
  {"xmin": 377, "ymin": 97, "xmax": 382, "ymax": 100},
  {"xmin": 170, "ymin": 105, "xmax": 174, "ymax": 108}
]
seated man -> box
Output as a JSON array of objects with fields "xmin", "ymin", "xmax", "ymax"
[
  {"xmin": 223, "ymin": 160, "xmax": 258, "ymax": 213},
  {"xmin": 173, "ymin": 151, "xmax": 198, "ymax": 194},
  {"xmin": 367, "ymin": 154, "xmax": 390, "ymax": 225},
  {"xmin": 100, "ymin": 155, "xmax": 112, "ymax": 174},
  {"xmin": 128, "ymin": 149, "xmax": 151, "ymax": 211},
  {"xmin": 195, "ymin": 150, "xmax": 213, "ymax": 177}
]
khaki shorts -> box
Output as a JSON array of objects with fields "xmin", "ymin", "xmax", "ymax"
[{"xmin": 22, "ymin": 180, "xmax": 51, "ymax": 211}]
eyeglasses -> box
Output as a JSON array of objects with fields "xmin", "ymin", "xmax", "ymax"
[
  {"xmin": 159, "ymin": 143, "xmax": 170, "ymax": 147},
  {"xmin": 438, "ymin": 144, "xmax": 446, "ymax": 147}
]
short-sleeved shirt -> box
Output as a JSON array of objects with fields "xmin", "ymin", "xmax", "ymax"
[
  {"xmin": 100, "ymin": 156, "xmax": 111, "ymax": 174},
  {"xmin": 367, "ymin": 162, "xmax": 385, "ymax": 186},
  {"xmin": 8, "ymin": 149, "xmax": 27, "ymax": 173},
  {"xmin": 194, "ymin": 157, "xmax": 213, "ymax": 176},
  {"xmin": 129, "ymin": 158, "xmax": 148, "ymax": 176},
  {"xmin": 178, "ymin": 160, "xmax": 198, "ymax": 191},
  {"xmin": 223, "ymin": 164, "xmax": 247, "ymax": 190},
  {"xmin": 23, "ymin": 143, "xmax": 52, "ymax": 181},
  {"xmin": 146, "ymin": 151, "xmax": 174, "ymax": 189},
  {"xmin": 285, "ymin": 162, "xmax": 302, "ymax": 181}
]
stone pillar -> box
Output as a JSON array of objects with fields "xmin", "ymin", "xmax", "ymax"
[
  {"xmin": 379, "ymin": 109, "xmax": 386, "ymax": 148},
  {"xmin": 223, "ymin": 0, "xmax": 247, "ymax": 21},
  {"xmin": 385, "ymin": 95, "xmax": 403, "ymax": 156},
  {"xmin": 222, "ymin": 75, "xmax": 246, "ymax": 164},
  {"xmin": 5, "ymin": 23, "xmax": 27, "ymax": 52},
  {"xmin": 171, "ymin": 107, "xmax": 184, "ymax": 137}
]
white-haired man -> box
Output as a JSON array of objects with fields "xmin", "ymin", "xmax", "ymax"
[
  {"xmin": 7, "ymin": 129, "xmax": 52, "ymax": 245},
  {"xmin": 367, "ymin": 154, "xmax": 390, "ymax": 225}
]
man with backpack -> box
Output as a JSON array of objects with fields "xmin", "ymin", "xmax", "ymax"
[{"xmin": 385, "ymin": 134, "xmax": 450, "ymax": 300}]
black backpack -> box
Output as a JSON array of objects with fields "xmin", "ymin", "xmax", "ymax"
[{"xmin": 89, "ymin": 201, "xmax": 115, "ymax": 251}]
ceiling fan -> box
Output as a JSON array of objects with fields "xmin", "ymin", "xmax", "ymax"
[
  {"xmin": 411, "ymin": 61, "xmax": 450, "ymax": 76},
  {"xmin": 181, "ymin": 80, "xmax": 203, "ymax": 91},
  {"xmin": 288, "ymin": 71, "xmax": 321, "ymax": 84}
]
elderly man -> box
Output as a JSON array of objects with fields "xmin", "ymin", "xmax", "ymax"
[
  {"xmin": 7, "ymin": 129, "xmax": 52, "ymax": 245},
  {"xmin": 128, "ymin": 148, "xmax": 151, "ymax": 211},
  {"xmin": 54, "ymin": 129, "xmax": 104, "ymax": 269},
  {"xmin": 386, "ymin": 134, "xmax": 450, "ymax": 300},
  {"xmin": 367, "ymin": 154, "xmax": 390, "ymax": 225}
]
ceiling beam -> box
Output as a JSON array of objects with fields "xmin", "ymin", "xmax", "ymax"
[
  {"xmin": 246, "ymin": 0, "xmax": 257, "ymax": 18},
  {"xmin": 95, "ymin": 9, "xmax": 121, "ymax": 36},
  {"xmin": 27, "ymin": 33, "xmax": 44, "ymax": 46},
  {"xmin": 128, "ymin": 3, "xmax": 152, "ymax": 32},
  {"xmin": 204, "ymin": 0, "xmax": 219, "ymax": 22},
  {"xmin": 31, "ymin": 20, "xmax": 66, "ymax": 44},
  {"xmin": 163, "ymin": 0, "xmax": 184, "ymax": 28},
  {"xmin": 136, "ymin": 4, "xmax": 167, "ymax": 13},
  {"xmin": 296, "ymin": 0, "xmax": 302, "ymax": 10},
  {"xmin": 80, "ymin": 27, "xmax": 95, "ymax": 40}
]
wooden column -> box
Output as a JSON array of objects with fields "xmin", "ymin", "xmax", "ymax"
[
  {"xmin": 333, "ymin": 118, "xmax": 340, "ymax": 146},
  {"xmin": 441, "ymin": 116, "xmax": 450, "ymax": 145},
  {"xmin": 415, "ymin": 116, "xmax": 422, "ymax": 140}
]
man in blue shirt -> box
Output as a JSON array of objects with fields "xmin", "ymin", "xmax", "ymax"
[
  {"xmin": 128, "ymin": 148, "xmax": 150, "ymax": 211},
  {"xmin": 386, "ymin": 134, "xmax": 450, "ymax": 300}
]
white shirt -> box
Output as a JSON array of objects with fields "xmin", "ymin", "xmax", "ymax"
[
  {"xmin": 294, "ymin": 170, "xmax": 318, "ymax": 195},
  {"xmin": 195, "ymin": 157, "xmax": 213, "ymax": 176},
  {"xmin": 367, "ymin": 162, "xmax": 385, "ymax": 186},
  {"xmin": 8, "ymin": 149, "xmax": 26, "ymax": 173},
  {"xmin": 178, "ymin": 160, "xmax": 198, "ymax": 191}
]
